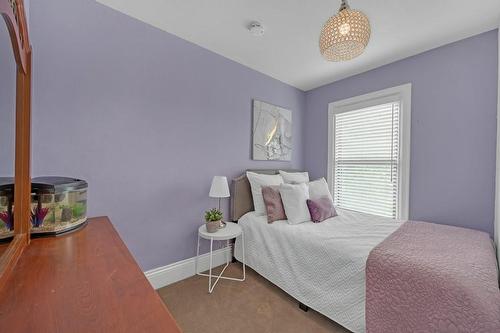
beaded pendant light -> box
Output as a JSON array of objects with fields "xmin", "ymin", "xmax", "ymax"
[{"xmin": 319, "ymin": 0, "xmax": 371, "ymax": 61}]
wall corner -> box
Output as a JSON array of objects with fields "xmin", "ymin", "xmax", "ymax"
[{"xmin": 494, "ymin": 27, "xmax": 500, "ymax": 264}]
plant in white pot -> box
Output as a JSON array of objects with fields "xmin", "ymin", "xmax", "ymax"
[{"xmin": 204, "ymin": 208, "xmax": 223, "ymax": 233}]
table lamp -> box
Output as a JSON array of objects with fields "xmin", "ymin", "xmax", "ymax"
[{"xmin": 209, "ymin": 176, "xmax": 230, "ymax": 228}]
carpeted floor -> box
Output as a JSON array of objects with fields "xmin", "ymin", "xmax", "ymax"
[{"xmin": 158, "ymin": 263, "xmax": 351, "ymax": 333}]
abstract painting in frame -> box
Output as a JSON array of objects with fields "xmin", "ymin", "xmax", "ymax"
[{"xmin": 252, "ymin": 100, "xmax": 292, "ymax": 161}]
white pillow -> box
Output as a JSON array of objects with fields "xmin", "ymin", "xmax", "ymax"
[
  {"xmin": 308, "ymin": 178, "xmax": 333, "ymax": 202},
  {"xmin": 279, "ymin": 183, "xmax": 311, "ymax": 225},
  {"xmin": 246, "ymin": 172, "xmax": 283, "ymax": 216},
  {"xmin": 279, "ymin": 170, "xmax": 310, "ymax": 184}
]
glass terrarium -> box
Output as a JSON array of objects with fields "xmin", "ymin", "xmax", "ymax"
[
  {"xmin": 31, "ymin": 177, "xmax": 88, "ymax": 236},
  {"xmin": 0, "ymin": 177, "xmax": 14, "ymax": 240}
]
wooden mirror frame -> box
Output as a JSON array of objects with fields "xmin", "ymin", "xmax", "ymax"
[{"xmin": 0, "ymin": 0, "xmax": 32, "ymax": 287}]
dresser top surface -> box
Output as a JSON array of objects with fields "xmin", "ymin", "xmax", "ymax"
[{"xmin": 0, "ymin": 217, "xmax": 181, "ymax": 333}]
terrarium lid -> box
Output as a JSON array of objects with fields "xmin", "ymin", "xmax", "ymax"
[
  {"xmin": 0, "ymin": 177, "xmax": 14, "ymax": 194},
  {"xmin": 32, "ymin": 176, "xmax": 88, "ymax": 193}
]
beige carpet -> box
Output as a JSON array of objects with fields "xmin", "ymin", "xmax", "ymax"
[{"xmin": 158, "ymin": 263, "xmax": 351, "ymax": 333}]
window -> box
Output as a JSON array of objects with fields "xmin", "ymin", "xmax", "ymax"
[{"xmin": 328, "ymin": 84, "xmax": 411, "ymax": 219}]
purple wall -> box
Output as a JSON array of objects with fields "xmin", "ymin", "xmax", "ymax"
[
  {"xmin": 3, "ymin": 0, "xmax": 497, "ymax": 271},
  {"xmin": 305, "ymin": 30, "xmax": 499, "ymax": 235},
  {"xmin": 0, "ymin": 19, "xmax": 16, "ymax": 176},
  {"xmin": 29, "ymin": 0, "xmax": 305, "ymax": 271}
]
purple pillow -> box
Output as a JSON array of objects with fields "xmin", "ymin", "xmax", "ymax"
[
  {"xmin": 306, "ymin": 197, "xmax": 337, "ymax": 223},
  {"xmin": 262, "ymin": 186, "xmax": 287, "ymax": 223}
]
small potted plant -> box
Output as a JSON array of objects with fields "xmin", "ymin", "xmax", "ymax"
[{"xmin": 205, "ymin": 208, "xmax": 223, "ymax": 233}]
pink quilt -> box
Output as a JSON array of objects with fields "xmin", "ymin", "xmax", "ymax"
[{"xmin": 366, "ymin": 221, "xmax": 500, "ymax": 333}]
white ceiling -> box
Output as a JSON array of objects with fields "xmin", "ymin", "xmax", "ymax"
[{"xmin": 96, "ymin": 0, "xmax": 500, "ymax": 91}]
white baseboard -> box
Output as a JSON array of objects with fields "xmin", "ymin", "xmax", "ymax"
[{"xmin": 145, "ymin": 247, "xmax": 232, "ymax": 290}]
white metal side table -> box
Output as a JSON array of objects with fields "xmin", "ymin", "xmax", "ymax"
[{"xmin": 196, "ymin": 222, "xmax": 246, "ymax": 293}]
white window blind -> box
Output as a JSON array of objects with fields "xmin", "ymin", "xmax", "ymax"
[{"xmin": 333, "ymin": 102, "xmax": 401, "ymax": 218}]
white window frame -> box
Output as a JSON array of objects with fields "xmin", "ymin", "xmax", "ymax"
[{"xmin": 327, "ymin": 83, "xmax": 412, "ymax": 220}]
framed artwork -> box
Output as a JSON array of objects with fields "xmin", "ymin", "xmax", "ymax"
[{"xmin": 252, "ymin": 100, "xmax": 292, "ymax": 161}]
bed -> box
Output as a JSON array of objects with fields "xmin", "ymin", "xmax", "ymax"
[{"xmin": 231, "ymin": 170, "xmax": 500, "ymax": 333}]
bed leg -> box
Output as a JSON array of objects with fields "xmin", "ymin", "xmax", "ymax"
[{"xmin": 299, "ymin": 303, "xmax": 309, "ymax": 312}]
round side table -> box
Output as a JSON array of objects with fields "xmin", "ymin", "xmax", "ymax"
[{"xmin": 195, "ymin": 222, "xmax": 246, "ymax": 293}]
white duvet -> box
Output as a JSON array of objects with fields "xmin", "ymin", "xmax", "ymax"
[{"xmin": 234, "ymin": 209, "xmax": 403, "ymax": 333}]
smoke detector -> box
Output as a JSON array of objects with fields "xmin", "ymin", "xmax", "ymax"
[{"xmin": 248, "ymin": 21, "xmax": 265, "ymax": 36}]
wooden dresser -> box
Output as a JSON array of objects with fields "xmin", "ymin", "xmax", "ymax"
[{"xmin": 0, "ymin": 217, "xmax": 181, "ymax": 333}]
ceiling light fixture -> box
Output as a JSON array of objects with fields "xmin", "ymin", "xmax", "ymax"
[{"xmin": 319, "ymin": 0, "xmax": 371, "ymax": 61}]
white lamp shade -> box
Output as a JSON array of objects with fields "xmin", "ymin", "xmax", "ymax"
[{"xmin": 209, "ymin": 176, "xmax": 230, "ymax": 198}]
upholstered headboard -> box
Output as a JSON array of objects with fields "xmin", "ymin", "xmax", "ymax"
[{"xmin": 230, "ymin": 169, "xmax": 299, "ymax": 221}]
